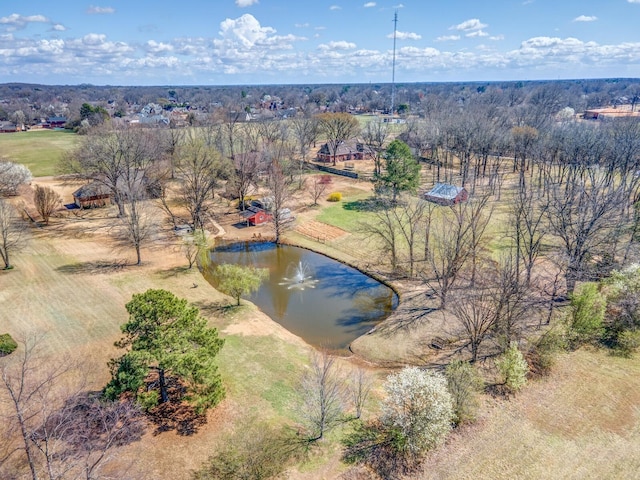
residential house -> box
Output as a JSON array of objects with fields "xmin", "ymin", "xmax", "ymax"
[
  {"xmin": 72, "ymin": 181, "xmax": 113, "ymax": 208},
  {"xmin": 316, "ymin": 139, "xmax": 374, "ymax": 163},
  {"xmin": 424, "ymin": 183, "xmax": 468, "ymax": 206}
]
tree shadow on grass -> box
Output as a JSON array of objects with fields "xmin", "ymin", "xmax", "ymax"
[
  {"xmin": 147, "ymin": 377, "xmax": 207, "ymax": 436},
  {"xmin": 155, "ymin": 265, "xmax": 192, "ymax": 279},
  {"xmin": 342, "ymin": 198, "xmax": 385, "ymax": 212},
  {"xmin": 56, "ymin": 259, "xmax": 128, "ymax": 275},
  {"xmin": 192, "ymin": 299, "xmax": 238, "ymax": 317}
]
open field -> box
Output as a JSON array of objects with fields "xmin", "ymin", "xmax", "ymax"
[{"xmin": 0, "ymin": 130, "xmax": 78, "ymax": 176}]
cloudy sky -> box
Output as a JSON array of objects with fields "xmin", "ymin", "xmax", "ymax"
[{"xmin": 1, "ymin": 0, "xmax": 639, "ymax": 86}]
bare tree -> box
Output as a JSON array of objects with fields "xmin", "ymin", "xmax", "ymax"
[
  {"xmin": 0, "ymin": 199, "xmax": 26, "ymax": 270},
  {"xmin": 291, "ymin": 115, "xmax": 320, "ymax": 164},
  {"xmin": 349, "ymin": 368, "xmax": 373, "ymax": 420},
  {"xmin": 63, "ymin": 125, "xmax": 161, "ymax": 217},
  {"xmin": 0, "ymin": 335, "xmax": 143, "ymax": 480},
  {"xmin": 361, "ymin": 119, "xmax": 389, "ymax": 176},
  {"xmin": 33, "ymin": 185, "xmax": 61, "ymax": 225},
  {"xmin": 308, "ymin": 175, "xmax": 329, "ymax": 206},
  {"xmin": 391, "ymin": 198, "xmax": 427, "ymax": 278},
  {"xmin": 117, "ymin": 198, "xmax": 156, "ymax": 266},
  {"xmin": 300, "ymin": 351, "xmax": 345, "ymax": 441},
  {"xmin": 423, "ymin": 203, "xmax": 476, "ymax": 309},
  {"xmin": 358, "ymin": 202, "xmax": 400, "ymax": 273},
  {"xmin": 544, "ymin": 167, "xmax": 627, "ymax": 295},
  {"xmin": 317, "ymin": 113, "xmax": 360, "ymax": 166},
  {"xmin": 265, "ymin": 161, "xmax": 293, "ymax": 244},
  {"xmin": 450, "ymin": 289, "xmax": 499, "ymax": 363},
  {"xmin": 177, "ymin": 135, "xmax": 231, "ymax": 230}
]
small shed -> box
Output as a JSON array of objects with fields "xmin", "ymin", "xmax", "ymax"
[
  {"xmin": 424, "ymin": 183, "xmax": 468, "ymax": 206},
  {"xmin": 240, "ymin": 206, "xmax": 273, "ymax": 226},
  {"xmin": 72, "ymin": 182, "xmax": 112, "ymax": 208}
]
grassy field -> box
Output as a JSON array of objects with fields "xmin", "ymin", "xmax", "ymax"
[
  {"xmin": 2, "ymin": 161, "xmax": 640, "ymax": 478},
  {"xmin": 0, "ymin": 130, "xmax": 77, "ymax": 176}
]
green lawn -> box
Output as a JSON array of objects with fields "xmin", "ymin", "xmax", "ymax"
[{"xmin": 0, "ymin": 130, "xmax": 78, "ymax": 176}]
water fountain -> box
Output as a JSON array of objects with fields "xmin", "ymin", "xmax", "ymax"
[{"xmin": 279, "ymin": 261, "xmax": 319, "ymax": 290}]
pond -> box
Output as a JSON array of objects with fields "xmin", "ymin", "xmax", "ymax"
[{"xmin": 202, "ymin": 242, "xmax": 398, "ymax": 351}]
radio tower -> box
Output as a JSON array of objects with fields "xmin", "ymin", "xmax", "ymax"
[{"xmin": 390, "ymin": 10, "xmax": 398, "ymax": 116}]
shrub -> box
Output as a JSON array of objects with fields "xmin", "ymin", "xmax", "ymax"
[
  {"xmin": 327, "ymin": 192, "xmax": 342, "ymax": 202},
  {"xmin": 381, "ymin": 367, "xmax": 453, "ymax": 455},
  {"xmin": 0, "ymin": 333, "xmax": 17, "ymax": 356},
  {"xmin": 614, "ymin": 330, "xmax": 640, "ymax": 358},
  {"xmin": 445, "ymin": 360, "xmax": 483, "ymax": 425},
  {"xmin": 496, "ymin": 342, "xmax": 529, "ymax": 393},
  {"xmin": 530, "ymin": 328, "xmax": 567, "ymax": 376},
  {"xmin": 136, "ymin": 390, "xmax": 160, "ymax": 412},
  {"xmin": 569, "ymin": 282, "xmax": 606, "ymax": 346}
]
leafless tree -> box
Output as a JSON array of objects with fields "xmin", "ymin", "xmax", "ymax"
[
  {"xmin": 0, "ymin": 335, "xmax": 143, "ymax": 480},
  {"xmin": 300, "ymin": 351, "xmax": 346, "ymax": 441},
  {"xmin": 308, "ymin": 175, "xmax": 329, "ymax": 206},
  {"xmin": 361, "ymin": 119, "xmax": 389, "ymax": 176},
  {"xmin": 450, "ymin": 289, "xmax": 499, "ymax": 363},
  {"xmin": 391, "ymin": 198, "xmax": 427, "ymax": 278},
  {"xmin": 33, "ymin": 185, "xmax": 61, "ymax": 225},
  {"xmin": 349, "ymin": 368, "xmax": 373, "ymax": 420},
  {"xmin": 117, "ymin": 198, "xmax": 156, "ymax": 266},
  {"xmin": 177, "ymin": 135, "xmax": 231, "ymax": 230},
  {"xmin": 544, "ymin": 167, "xmax": 628, "ymax": 295},
  {"xmin": 291, "ymin": 115, "xmax": 320, "ymax": 164},
  {"xmin": 358, "ymin": 202, "xmax": 400, "ymax": 273},
  {"xmin": 265, "ymin": 161, "xmax": 293, "ymax": 244},
  {"xmin": 0, "ymin": 199, "xmax": 26, "ymax": 269},
  {"xmin": 317, "ymin": 113, "xmax": 360, "ymax": 166}
]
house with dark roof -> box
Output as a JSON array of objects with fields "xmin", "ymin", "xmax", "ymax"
[
  {"xmin": 424, "ymin": 183, "xmax": 468, "ymax": 206},
  {"xmin": 72, "ymin": 182, "xmax": 112, "ymax": 208},
  {"xmin": 316, "ymin": 139, "xmax": 374, "ymax": 163}
]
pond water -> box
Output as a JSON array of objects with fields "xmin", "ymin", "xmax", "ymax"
[{"xmin": 203, "ymin": 242, "xmax": 398, "ymax": 351}]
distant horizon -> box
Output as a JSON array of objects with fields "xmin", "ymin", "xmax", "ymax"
[
  {"xmin": 2, "ymin": 76, "xmax": 639, "ymax": 90},
  {"xmin": 1, "ymin": 1, "xmax": 639, "ymax": 85}
]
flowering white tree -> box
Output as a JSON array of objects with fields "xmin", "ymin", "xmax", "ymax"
[
  {"xmin": 381, "ymin": 367, "xmax": 453, "ymax": 455},
  {"xmin": 0, "ymin": 161, "xmax": 32, "ymax": 196}
]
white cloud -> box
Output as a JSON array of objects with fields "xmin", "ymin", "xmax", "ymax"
[
  {"xmin": 235, "ymin": 0, "xmax": 259, "ymax": 7},
  {"xmin": 146, "ymin": 40, "xmax": 174, "ymax": 54},
  {"xmin": 0, "ymin": 14, "xmax": 49, "ymax": 29},
  {"xmin": 387, "ymin": 31, "xmax": 421, "ymax": 40},
  {"xmin": 436, "ymin": 35, "xmax": 460, "ymax": 42},
  {"xmin": 294, "ymin": 23, "xmax": 310, "ymax": 28},
  {"xmin": 329, "ymin": 5, "xmax": 342, "ymax": 10},
  {"xmin": 318, "ymin": 40, "xmax": 356, "ymax": 50},
  {"xmin": 573, "ymin": 15, "xmax": 597, "ymax": 22},
  {"xmin": 450, "ymin": 18, "xmax": 487, "ymax": 32},
  {"xmin": 466, "ymin": 30, "xmax": 489, "ymax": 38},
  {"xmin": 86, "ymin": 6, "xmax": 115, "ymax": 14},
  {"xmin": 216, "ymin": 14, "xmax": 276, "ymax": 48},
  {"xmin": 52, "ymin": 24, "xmax": 66, "ymax": 32},
  {"xmin": 628, "ymin": 0, "xmax": 640, "ymax": 3},
  {"xmin": 364, "ymin": 2, "xmax": 376, "ymax": 7},
  {"xmin": 490, "ymin": 35, "xmax": 505, "ymax": 41}
]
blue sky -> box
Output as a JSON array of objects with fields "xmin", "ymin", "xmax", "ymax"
[{"xmin": 1, "ymin": 0, "xmax": 639, "ymax": 85}]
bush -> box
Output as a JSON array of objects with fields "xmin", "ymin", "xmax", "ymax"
[
  {"xmin": 327, "ymin": 192, "xmax": 342, "ymax": 202},
  {"xmin": 614, "ymin": 330, "xmax": 640, "ymax": 358},
  {"xmin": 530, "ymin": 329, "xmax": 567, "ymax": 376},
  {"xmin": 193, "ymin": 423, "xmax": 303, "ymax": 480},
  {"xmin": 569, "ymin": 282, "xmax": 606, "ymax": 346},
  {"xmin": 381, "ymin": 367, "xmax": 453, "ymax": 455},
  {"xmin": 445, "ymin": 360, "xmax": 483, "ymax": 426},
  {"xmin": 0, "ymin": 333, "xmax": 17, "ymax": 356},
  {"xmin": 496, "ymin": 342, "xmax": 529, "ymax": 393},
  {"xmin": 136, "ymin": 390, "xmax": 160, "ymax": 412}
]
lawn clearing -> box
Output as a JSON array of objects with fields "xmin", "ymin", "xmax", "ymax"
[{"xmin": 0, "ymin": 130, "xmax": 77, "ymax": 176}]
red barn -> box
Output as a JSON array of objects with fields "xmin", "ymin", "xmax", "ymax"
[{"xmin": 240, "ymin": 206, "xmax": 273, "ymax": 226}]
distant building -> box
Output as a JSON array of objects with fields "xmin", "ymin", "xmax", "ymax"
[
  {"xmin": 424, "ymin": 183, "xmax": 468, "ymax": 206},
  {"xmin": 316, "ymin": 139, "xmax": 374, "ymax": 163}
]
